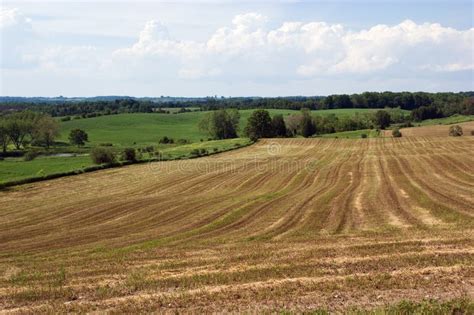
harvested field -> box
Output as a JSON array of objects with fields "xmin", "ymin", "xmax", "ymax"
[
  {"xmin": 0, "ymin": 137, "xmax": 473, "ymax": 313},
  {"xmin": 384, "ymin": 120, "xmax": 474, "ymax": 137}
]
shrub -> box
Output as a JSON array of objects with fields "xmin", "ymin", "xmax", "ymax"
[
  {"xmin": 60, "ymin": 116, "xmax": 71, "ymax": 122},
  {"xmin": 190, "ymin": 149, "xmax": 200, "ymax": 157},
  {"xmin": 143, "ymin": 146, "xmax": 154, "ymax": 153},
  {"xmin": 449, "ymin": 125, "xmax": 463, "ymax": 137},
  {"xmin": 176, "ymin": 139, "xmax": 189, "ymax": 145},
  {"xmin": 360, "ymin": 133, "xmax": 367, "ymax": 138},
  {"xmin": 392, "ymin": 128, "xmax": 402, "ymax": 138},
  {"xmin": 213, "ymin": 147, "xmax": 218, "ymax": 152},
  {"xmin": 24, "ymin": 150, "xmax": 40, "ymax": 161},
  {"xmin": 91, "ymin": 147, "xmax": 116, "ymax": 164},
  {"xmin": 200, "ymin": 148, "xmax": 208, "ymax": 155},
  {"xmin": 234, "ymin": 143, "xmax": 241, "ymax": 147},
  {"xmin": 122, "ymin": 148, "xmax": 136, "ymax": 161},
  {"xmin": 99, "ymin": 143, "xmax": 113, "ymax": 147},
  {"xmin": 159, "ymin": 136, "xmax": 174, "ymax": 144}
]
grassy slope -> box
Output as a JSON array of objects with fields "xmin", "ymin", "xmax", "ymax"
[
  {"xmin": 319, "ymin": 129, "xmax": 380, "ymax": 139},
  {"xmin": 416, "ymin": 114, "xmax": 474, "ymax": 126},
  {"xmin": 58, "ymin": 109, "xmax": 386, "ymax": 147},
  {"xmin": 0, "ymin": 155, "xmax": 92, "ymax": 184}
]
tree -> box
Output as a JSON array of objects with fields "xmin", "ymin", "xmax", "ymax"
[
  {"xmin": 374, "ymin": 110, "xmax": 391, "ymax": 129},
  {"xmin": 33, "ymin": 115, "xmax": 60, "ymax": 149},
  {"xmin": 410, "ymin": 105, "xmax": 441, "ymax": 121},
  {"xmin": 449, "ymin": 125, "xmax": 463, "ymax": 137},
  {"xmin": 0, "ymin": 120, "xmax": 9, "ymax": 154},
  {"xmin": 212, "ymin": 109, "xmax": 239, "ymax": 139},
  {"xmin": 5, "ymin": 116, "xmax": 33, "ymax": 149},
  {"xmin": 285, "ymin": 114, "xmax": 303, "ymax": 136},
  {"xmin": 198, "ymin": 109, "xmax": 239, "ymax": 140},
  {"xmin": 244, "ymin": 109, "xmax": 273, "ymax": 140},
  {"xmin": 300, "ymin": 109, "xmax": 316, "ymax": 138},
  {"xmin": 271, "ymin": 114, "xmax": 287, "ymax": 137},
  {"xmin": 69, "ymin": 129, "xmax": 89, "ymax": 147}
]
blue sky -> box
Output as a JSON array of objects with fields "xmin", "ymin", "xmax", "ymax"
[{"xmin": 1, "ymin": 0, "xmax": 473, "ymax": 97}]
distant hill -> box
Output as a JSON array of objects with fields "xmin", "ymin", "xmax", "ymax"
[{"xmin": 0, "ymin": 96, "xmax": 264, "ymax": 104}]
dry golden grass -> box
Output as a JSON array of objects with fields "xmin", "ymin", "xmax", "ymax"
[
  {"xmin": 384, "ymin": 120, "xmax": 474, "ymax": 137},
  {"xmin": 0, "ymin": 137, "xmax": 473, "ymax": 313}
]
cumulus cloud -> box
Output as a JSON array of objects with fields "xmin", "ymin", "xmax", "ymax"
[
  {"xmin": 2, "ymin": 8, "xmax": 473, "ymax": 95},
  {"xmin": 113, "ymin": 13, "xmax": 474, "ymax": 80}
]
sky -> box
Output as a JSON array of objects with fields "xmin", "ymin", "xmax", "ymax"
[{"xmin": 0, "ymin": 0, "xmax": 473, "ymax": 97}]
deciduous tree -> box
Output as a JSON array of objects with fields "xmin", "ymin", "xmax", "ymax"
[
  {"xmin": 374, "ymin": 110, "xmax": 391, "ymax": 129},
  {"xmin": 33, "ymin": 115, "xmax": 60, "ymax": 149},
  {"xmin": 69, "ymin": 129, "xmax": 89, "ymax": 147},
  {"xmin": 244, "ymin": 109, "xmax": 273, "ymax": 140},
  {"xmin": 271, "ymin": 114, "xmax": 287, "ymax": 137}
]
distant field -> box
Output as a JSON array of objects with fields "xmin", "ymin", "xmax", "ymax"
[
  {"xmin": 384, "ymin": 120, "xmax": 474, "ymax": 137},
  {"xmin": 59, "ymin": 108, "xmax": 390, "ymax": 147},
  {"xmin": 0, "ymin": 137, "xmax": 472, "ymax": 312},
  {"xmin": 416, "ymin": 114, "xmax": 474, "ymax": 126},
  {"xmin": 319, "ymin": 129, "xmax": 380, "ymax": 138}
]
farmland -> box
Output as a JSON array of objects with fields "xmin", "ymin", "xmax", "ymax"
[
  {"xmin": 0, "ymin": 138, "xmax": 250, "ymax": 184},
  {"xmin": 0, "ymin": 108, "xmax": 397, "ymax": 185},
  {"xmin": 385, "ymin": 120, "xmax": 474, "ymax": 137},
  {"xmin": 58, "ymin": 108, "xmax": 390, "ymax": 146},
  {"xmin": 1, "ymin": 136, "xmax": 472, "ymax": 312}
]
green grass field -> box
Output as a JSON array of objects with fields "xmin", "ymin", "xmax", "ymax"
[
  {"xmin": 416, "ymin": 114, "xmax": 474, "ymax": 126},
  {"xmin": 319, "ymin": 129, "xmax": 380, "ymax": 138},
  {"xmin": 59, "ymin": 108, "xmax": 392, "ymax": 147},
  {"xmin": 0, "ymin": 155, "xmax": 92, "ymax": 184}
]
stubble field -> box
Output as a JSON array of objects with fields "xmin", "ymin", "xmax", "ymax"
[{"xmin": 0, "ymin": 136, "xmax": 473, "ymax": 313}]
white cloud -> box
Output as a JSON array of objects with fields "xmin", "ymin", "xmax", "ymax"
[
  {"xmin": 113, "ymin": 14, "xmax": 474, "ymax": 80},
  {"xmin": 1, "ymin": 7, "xmax": 473, "ymax": 96},
  {"xmin": 27, "ymin": 46, "xmax": 101, "ymax": 74}
]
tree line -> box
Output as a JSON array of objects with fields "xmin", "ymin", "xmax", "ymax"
[
  {"xmin": 0, "ymin": 99, "xmax": 154, "ymax": 118},
  {"xmin": 1, "ymin": 92, "xmax": 472, "ymax": 119},
  {"xmin": 198, "ymin": 108, "xmax": 404, "ymax": 141},
  {"xmin": 0, "ymin": 111, "xmax": 60, "ymax": 153},
  {"xmin": 163, "ymin": 92, "xmax": 474, "ymax": 117},
  {"xmin": 0, "ymin": 111, "xmax": 94, "ymax": 155}
]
